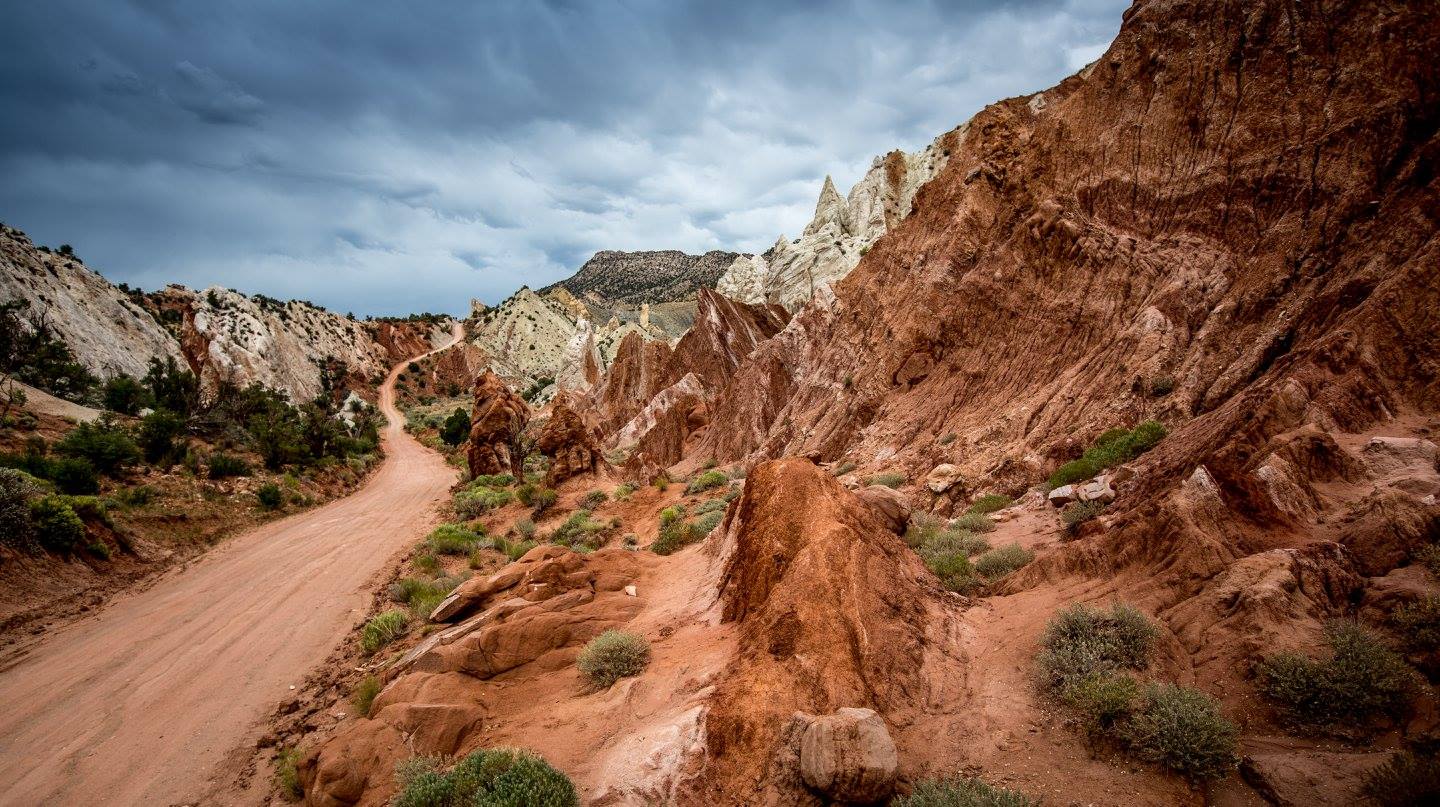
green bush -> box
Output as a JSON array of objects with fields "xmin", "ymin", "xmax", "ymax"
[
  {"xmin": 439, "ymin": 408, "xmax": 470, "ymax": 446},
  {"xmin": 137, "ymin": 409, "xmax": 187, "ymax": 465},
  {"xmin": 1061, "ymin": 500, "xmax": 1104, "ymax": 532},
  {"xmin": 1148, "ymin": 375, "xmax": 1175, "ymax": 397},
  {"xmin": 577, "ymin": 630, "xmax": 650, "ymax": 689},
  {"xmin": 924, "ymin": 548, "xmax": 979, "ymax": 594},
  {"xmin": 55, "ymin": 418, "xmax": 140, "ymax": 476},
  {"xmin": 952, "ymin": 513, "xmax": 996, "ymax": 533},
  {"xmin": 1257, "ymin": 621, "xmax": 1416, "ymax": 728},
  {"xmin": 974, "ymin": 544, "xmax": 1034, "ymax": 578},
  {"xmin": 865, "ymin": 471, "xmax": 906, "ymax": 488},
  {"xmin": 1061, "ymin": 672, "xmax": 1139, "ymax": 736},
  {"xmin": 1415, "ymin": 543, "xmax": 1440, "ymax": 577},
  {"xmin": 651, "ymin": 507, "xmax": 702, "ymax": 555},
  {"xmin": 427, "ymin": 523, "xmax": 485, "ymax": 555},
  {"xmin": 49, "ymin": 456, "xmax": 99, "ymax": 494},
  {"xmin": 257, "ymin": 482, "xmax": 283, "ymax": 510},
  {"xmin": 352, "ymin": 674, "xmax": 382, "ymax": 717},
  {"xmin": 1037, "ymin": 603, "xmax": 1157, "ymax": 694},
  {"xmin": 966, "ymin": 494, "xmax": 1012, "ymax": 515},
  {"xmin": 512, "ymin": 517, "xmax": 536, "ymax": 539},
  {"xmin": 904, "ymin": 511, "xmax": 944, "ymax": 548},
  {"xmin": 891, "ymin": 775, "xmax": 1037, "ymax": 806},
  {"xmin": 101, "ymin": 374, "xmax": 152, "ymax": 415},
  {"xmin": 360, "ymin": 609, "xmax": 409, "ymax": 654},
  {"xmin": 276, "ymin": 746, "xmax": 303, "ymax": 801},
  {"xmin": 0, "ymin": 468, "xmax": 36, "ymax": 549},
  {"xmin": 392, "ymin": 748, "xmax": 577, "ymax": 807},
  {"xmin": 1121, "ymin": 683, "xmax": 1237, "ymax": 781},
  {"xmin": 612, "ymin": 482, "xmax": 637, "ymax": 501},
  {"xmin": 116, "ymin": 484, "xmax": 155, "ymax": 506},
  {"xmin": 1392, "ymin": 596, "xmax": 1440, "ymax": 653},
  {"xmin": 920, "ymin": 529, "xmax": 990, "ymax": 560},
  {"xmin": 1361, "ymin": 752, "xmax": 1440, "ymax": 806},
  {"xmin": 694, "ymin": 497, "xmax": 728, "ymax": 515},
  {"xmin": 30, "ymin": 495, "xmax": 85, "ymax": 552},
  {"xmin": 582, "ymin": 489, "xmax": 608, "ymax": 508},
  {"xmin": 207, "ymin": 452, "xmax": 251, "ymax": 479},
  {"xmin": 455, "ymin": 487, "xmax": 512, "ymax": 519},
  {"xmin": 694, "ymin": 510, "xmax": 724, "ymax": 535},
  {"xmin": 832, "ymin": 460, "xmax": 857, "ymax": 476},
  {"xmin": 472, "ymin": 473, "xmax": 515, "ymax": 488},
  {"xmin": 531, "ymin": 487, "xmax": 558, "ymax": 518},
  {"xmin": 492, "ymin": 537, "xmax": 537, "ymax": 563},
  {"xmin": 1047, "ymin": 420, "xmax": 1167, "ymax": 488},
  {"xmin": 551, "ymin": 510, "xmax": 607, "ymax": 549},
  {"xmin": 685, "ymin": 469, "xmax": 727, "ymax": 495}
]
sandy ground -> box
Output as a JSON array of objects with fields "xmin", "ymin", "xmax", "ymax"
[
  {"xmin": 6, "ymin": 379, "xmax": 102, "ymax": 423},
  {"xmin": 0, "ymin": 324, "xmax": 464, "ymax": 807}
]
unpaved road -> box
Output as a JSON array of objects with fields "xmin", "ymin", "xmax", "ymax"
[{"xmin": 0, "ymin": 325, "xmax": 465, "ymax": 806}]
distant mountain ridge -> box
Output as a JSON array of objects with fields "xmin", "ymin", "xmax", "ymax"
[{"xmin": 541, "ymin": 249, "xmax": 740, "ymax": 305}]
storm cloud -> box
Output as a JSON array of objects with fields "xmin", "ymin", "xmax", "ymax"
[{"xmin": 0, "ymin": 0, "xmax": 1126, "ymax": 315}]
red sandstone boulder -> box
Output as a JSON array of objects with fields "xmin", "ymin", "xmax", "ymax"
[
  {"xmin": 465, "ymin": 370, "xmax": 528, "ymax": 479},
  {"xmin": 536, "ymin": 396, "xmax": 606, "ymax": 486}
]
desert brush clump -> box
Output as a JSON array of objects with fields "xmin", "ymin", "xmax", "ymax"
[
  {"xmin": 530, "ymin": 487, "xmax": 558, "ymax": 518},
  {"xmin": 1414, "ymin": 543, "xmax": 1440, "ymax": 577},
  {"xmin": 550, "ymin": 510, "xmax": 608, "ymax": 550},
  {"xmin": 966, "ymin": 494, "xmax": 1012, "ymax": 515},
  {"xmin": 257, "ymin": 482, "xmax": 283, "ymax": 510},
  {"xmin": 865, "ymin": 471, "xmax": 906, "ymax": 488},
  {"xmin": 919, "ymin": 542, "xmax": 979, "ymax": 594},
  {"xmin": 1120, "ymin": 683, "xmax": 1238, "ymax": 781},
  {"xmin": 275, "ymin": 746, "xmax": 303, "ymax": 801},
  {"xmin": 360, "ymin": 609, "xmax": 409, "ymax": 654},
  {"xmin": 1391, "ymin": 596, "xmax": 1440, "ymax": 652},
  {"xmin": 426, "ymin": 523, "xmax": 486, "ymax": 555},
  {"xmin": 581, "ymin": 489, "xmax": 608, "ymax": 508},
  {"xmin": 352, "ymin": 674, "xmax": 382, "ymax": 717},
  {"xmin": 0, "ymin": 468, "xmax": 38, "ymax": 549},
  {"xmin": 454, "ymin": 486, "xmax": 512, "ymax": 519},
  {"xmin": 951, "ymin": 512, "xmax": 996, "ymax": 533},
  {"xmin": 1257, "ymin": 621, "xmax": 1417, "ymax": 730},
  {"xmin": 1036, "ymin": 603, "xmax": 1158, "ymax": 694},
  {"xmin": 29, "ymin": 494, "xmax": 86, "ymax": 553},
  {"xmin": 685, "ymin": 469, "xmax": 728, "ymax": 495},
  {"xmin": 391, "ymin": 748, "xmax": 578, "ymax": 807},
  {"xmin": 1361, "ymin": 752, "xmax": 1440, "ymax": 806},
  {"xmin": 974, "ymin": 543, "xmax": 1034, "ymax": 579},
  {"xmin": 891, "ymin": 775, "xmax": 1037, "ymax": 806},
  {"xmin": 1047, "ymin": 420, "xmax": 1167, "ymax": 489},
  {"xmin": 1060, "ymin": 500, "xmax": 1104, "ymax": 533},
  {"xmin": 904, "ymin": 511, "xmax": 944, "ymax": 548},
  {"xmin": 650, "ymin": 505, "xmax": 707, "ymax": 555},
  {"xmin": 577, "ymin": 629, "xmax": 650, "ymax": 690},
  {"xmin": 207, "ymin": 452, "xmax": 252, "ymax": 479}
]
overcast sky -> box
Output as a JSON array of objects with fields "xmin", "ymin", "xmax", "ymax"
[{"xmin": 0, "ymin": 0, "xmax": 1126, "ymax": 316}]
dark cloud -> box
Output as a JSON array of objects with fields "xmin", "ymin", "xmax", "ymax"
[{"xmin": 0, "ymin": 0, "xmax": 1127, "ymax": 316}]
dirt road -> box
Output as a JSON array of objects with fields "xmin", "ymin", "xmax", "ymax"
[{"xmin": 0, "ymin": 324, "xmax": 465, "ymax": 806}]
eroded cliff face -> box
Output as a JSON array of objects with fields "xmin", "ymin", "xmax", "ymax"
[
  {"xmin": 0, "ymin": 224, "xmax": 183, "ymax": 380},
  {"xmin": 716, "ymin": 131, "xmax": 955, "ymax": 312}
]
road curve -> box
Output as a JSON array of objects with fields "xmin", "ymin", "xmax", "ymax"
[{"xmin": 0, "ymin": 323, "xmax": 466, "ymax": 806}]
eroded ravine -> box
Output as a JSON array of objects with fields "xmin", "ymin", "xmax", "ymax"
[{"xmin": 0, "ymin": 323, "xmax": 465, "ymax": 807}]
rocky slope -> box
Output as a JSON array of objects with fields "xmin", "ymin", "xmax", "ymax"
[
  {"xmin": 543, "ymin": 249, "xmax": 740, "ymax": 306},
  {"xmin": 716, "ymin": 133, "xmax": 955, "ymax": 312},
  {"xmin": 0, "ymin": 224, "xmax": 184, "ymax": 380}
]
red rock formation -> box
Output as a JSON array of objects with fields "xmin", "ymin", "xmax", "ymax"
[
  {"xmin": 585, "ymin": 331, "xmax": 674, "ymax": 435},
  {"xmin": 465, "ymin": 370, "xmax": 529, "ymax": 478},
  {"xmin": 535, "ymin": 396, "xmax": 606, "ymax": 486}
]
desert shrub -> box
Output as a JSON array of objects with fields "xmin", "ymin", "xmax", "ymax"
[
  {"xmin": 952, "ymin": 512, "xmax": 996, "ymax": 533},
  {"xmin": 578, "ymin": 630, "xmax": 650, "ymax": 689},
  {"xmin": 612, "ymin": 482, "xmax": 637, "ymax": 501},
  {"xmin": 1037, "ymin": 603, "xmax": 1158, "ymax": 694},
  {"xmin": 904, "ymin": 511, "xmax": 944, "ymax": 548},
  {"xmin": 455, "ymin": 487, "xmax": 512, "ymax": 519},
  {"xmin": 577, "ymin": 490, "xmax": 606, "ymax": 510},
  {"xmin": 1415, "ymin": 543, "xmax": 1440, "ymax": 577},
  {"xmin": 974, "ymin": 543, "xmax": 1034, "ymax": 578},
  {"xmin": 1361, "ymin": 752, "xmax": 1440, "ymax": 806},
  {"xmin": 257, "ymin": 482, "xmax": 283, "ymax": 510},
  {"xmin": 1392, "ymin": 596, "xmax": 1440, "ymax": 653},
  {"xmin": 101, "ymin": 374, "xmax": 153, "ymax": 415},
  {"xmin": 1047, "ymin": 421, "xmax": 1167, "ymax": 488},
  {"xmin": 924, "ymin": 548, "xmax": 979, "ymax": 594},
  {"xmin": 49, "ymin": 456, "xmax": 100, "ymax": 494},
  {"xmin": 530, "ymin": 488, "xmax": 558, "ymax": 518},
  {"xmin": 651, "ymin": 507, "xmax": 702, "ymax": 555},
  {"xmin": 439, "ymin": 408, "xmax": 470, "ymax": 446},
  {"xmin": 87, "ymin": 539, "xmax": 112, "ymax": 560},
  {"xmin": 392, "ymin": 748, "xmax": 577, "ymax": 807},
  {"xmin": 427, "ymin": 523, "xmax": 485, "ymax": 555},
  {"xmin": 515, "ymin": 481, "xmax": 537, "ymax": 505},
  {"xmin": 1257, "ymin": 621, "xmax": 1416, "ymax": 728},
  {"xmin": 891, "ymin": 775, "xmax": 1036, "ymax": 806},
  {"xmin": 276, "ymin": 746, "xmax": 303, "ymax": 800},
  {"xmin": 471, "ymin": 473, "xmax": 515, "ymax": 488},
  {"xmin": 832, "ymin": 460, "xmax": 857, "ymax": 476},
  {"xmin": 494, "ymin": 537, "xmax": 537, "ymax": 562},
  {"xmin": 685, "ymin": 469, "xmax": 727, "ymax": 495},
  {"xmin": 512, "ymin": 516, "xmax": 536, "ymax": 539},
  {"xmin": 1121, "ymin": 683, "xmax": 1238, "ymax": 780},
  {"xmin": 414, "ymin": 551, "xmax": 441, "ymax": 574},
  {"xmin": 0, "ymin": 468, "xmax": 36, "ymax": 549},
  {"xmin": 1148, "ymin": 375, "xmax": 1175, "ymax": 397},
  {"xmin": 352, "ymin": 675, "xmax": 382, "ymax": 717},
  {"xmin": 1061, "ymin": 500, "xmax": 1104, "ymax": 532},
  {"xmin": 360, "ymin": 609, "xmax": 409, "ymax": 654},
  {"xmin": 30, "ymin": 495, "xmax": 85, "ymax": 552},
  {"xmin": 55, "ymin": 418, "xmax": 140, "ymax": 476},
  {"xmin": 694, "ymin": 509, "xmax": 724, "ymax": 535},
  {"xmin": 551, "ymin": 510, "xmax": 608, "ymax": 549},
  {"xmin": 65, "ymin": 494, "xmax": 111, "ymax": 525},
  {"xmin": 694, "ymin": 497, "xmax": 728, "ymax": 515},
  {"xmin": 1062, "ymin": 672, "xmax": 1139, "ymax": 737},
  {"xmin": 966, "ymin": 494, "xmax": 1011, "ymax": 515},
  {"xmin": 865, "ymin": 471, "xmax": 906, "ymax": 488},
  {"xmin": 207, "ymin": 452, "xmax": 252, "ymax": 479},
  {"xmin": 137, "ymin": 409, "xmax": 186, "ymax": 465},
  {"xmin": 116, "ymin": 484, "xmax": 155, "ymax": 507}
]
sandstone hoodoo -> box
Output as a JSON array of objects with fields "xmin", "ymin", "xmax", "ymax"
[
  {"xmin": 464, "ymin": 370, "xmax": 530, "ymax": 479},
  {"xmin": 535, "ymin": 396, "xmax": 606, "ymax": 486}
]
